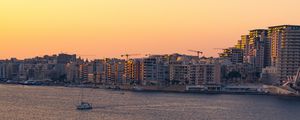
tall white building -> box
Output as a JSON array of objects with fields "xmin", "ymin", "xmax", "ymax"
[{"xmin": 269, "ymin": 25, "xmax": 300, "ymax": 82}]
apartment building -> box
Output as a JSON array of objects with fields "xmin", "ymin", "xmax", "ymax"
[{"xmin": 269, "ymin": 25, "xmax": 300, "ymax": 81}]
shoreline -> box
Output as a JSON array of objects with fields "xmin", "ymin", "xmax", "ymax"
[{"xmin": 2, "ymin": 83, "xmax": 299, "ymax": 97}]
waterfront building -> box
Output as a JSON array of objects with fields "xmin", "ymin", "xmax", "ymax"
[
  {"xmin": 219, "ymin": 47, "xmax": 243, "ymax": 64},
  {"xmin": 168, "ymin": 54, "xmax": 198, "ymax": 85},
  {"xmin": 87, "ymin": 63, "xmax": 95, "ymax": 83},
  {"xmin": 188, "ymin": 62, "xmax": 221, "ymax": 85},
  {"xmin": 66, "ymin": 62, "xmax": 80, "ymax": 83},
  {"xmin": 169, "ymin": 56, "xmax": 221, "ymax": 86},
  {"xmin": 246, "ymin": 29, "xmax": 270, "ymax": 73},
  {"xmin": 0, "ymin": 62, "xmax": 7, "ymax": 80},
  {"xmin": 6, "ymin": 62, "xmax": 20, "ymax": 81},
  {"xmin": 141, "ymin": 55, "xmax": 169, "ymax": 86},
  {"xmin": 77, "ymin": 59, "xmax": 108, "ymax": 84},
  {"xmin": 124, "ymin": 59, "xmax": 142, "ymax": 84},
  {"xmin": 93, "ymin": 59, "xmax": 106, "ymax": 84},
  {"xmin": 26, "ymin": 64, "xmax": 49, "ymax": 80},
  {"xmin": 103, "ymin": 59, "xmax": 125, "ymax": 84},
  {"xmin": 269, "ymin": 25, "xmax": 300, "ymax": 82},
  {"xmin": 170, "ymin": 64, "xmax": 189, "ymax": 85},
  {"xmin": 77, "ymin": 59, "xmax": 105, "ymax": 84},
  {"xmin": 79, "ymin": 62, "xmax": 88, "ymax": 82}
]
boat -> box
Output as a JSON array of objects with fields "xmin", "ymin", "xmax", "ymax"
[
  {"xmin": 76, "ymin": 81, "xmax": 93, "ymax": 110},
  {"xmin": 133, "ymin": 86, "xmax": 144, "ymax": 91},
  {"xmin": 77, "ymin": 102, "xmax": 93, "ymax": 110}
]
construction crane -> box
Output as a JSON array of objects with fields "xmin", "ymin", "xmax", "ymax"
[
  {"xmin": 121, "ymin": 54, "xmax": 140, "ymax": 60},
  {"xmin": 188, "ymin": 50, "xmax": 203, "ymax": 58}
]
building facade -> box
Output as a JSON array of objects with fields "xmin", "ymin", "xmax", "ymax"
[
  {"xmin": 219, "ymin": 47, "xmax": 243, "ymax": 64},
  {"xmin": 269, "ymin": 25, "xmax": 300, "ymax": 82},
  {"xmin": 246, "ymin": 29, "xmax": 270, "ymax": 73},
  {"xmin": 141, "ymin": 56, "xmax": 169, "ymax": 86}
]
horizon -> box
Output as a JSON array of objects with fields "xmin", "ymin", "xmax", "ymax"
[
  {"xmin": 1, "ymin": 0, "xmax": 300, "ymax": 59},
  {"xmin": 0, "ymin": 52, "xmax": 214, "ymax": 61}
]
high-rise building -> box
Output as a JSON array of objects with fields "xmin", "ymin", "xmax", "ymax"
[
  {"xmin": 238, "ymin": 35, "xmax": 250, "ymax": 63},
  {"xmin": 246, "ymin": 29, "xmax": 270, "ymax": 72},
  {"xmin": 102, "ymin": 59, "xmax": 125, "ymax": 84},
  {"xmin": 219, "ymin": 47, "xmax": 243, "ymax": 64},
  {"xmin": 124, "ymin": 59, "xmax": 142, "ymax": 84},
  {"xmin": 235, "ymin": 40, "xmax": 243, "ymax": 49},
  {"xmin": 241, "ymin": 35, "xmax": 250, "ymax": 53},
  {"xmin": 79, "ymin": 62, "xmax": 88, "ymax": 82},
  {"xmin": 269, "ymin": 25, "xmax": 300, "ymax": 82}
]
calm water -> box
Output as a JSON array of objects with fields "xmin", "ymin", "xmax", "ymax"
[{"xmin": 0, "ymin": 85, "xmax": 300, "ymax": 120}]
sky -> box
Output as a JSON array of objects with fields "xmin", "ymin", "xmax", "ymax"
[{"xmin": 1, "ymin": 0, "xmax": 300, "ymax": 59}]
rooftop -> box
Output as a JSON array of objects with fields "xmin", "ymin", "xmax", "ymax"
[
  {"xmin": 249, "ymin": 29, "xmax": 268, "ymax": 32},
  {"xmin": 268, "ymin": 25, "xmax": 300, "ymax": 29}
]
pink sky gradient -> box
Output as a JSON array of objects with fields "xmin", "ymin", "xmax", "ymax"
[{"xmin": 1, "ymin": 0, "xmax": 300, "ymax": 59}]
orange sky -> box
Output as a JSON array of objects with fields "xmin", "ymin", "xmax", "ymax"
[{"xmin": 1, "ymin": 0, "xmax": 300, "ymax": 59}]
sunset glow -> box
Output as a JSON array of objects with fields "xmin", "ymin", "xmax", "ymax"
[{"xmin": 1, "ymin": 0, "xmax": 300, "ymax": 59}]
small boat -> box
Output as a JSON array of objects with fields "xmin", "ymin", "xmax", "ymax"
[
  {"xmin": 76, "ymin": 81, "xmax": 93, "ymax": 110},
  {"xmin": 133, "ymin": 86, "xmax": 144, "ymax": 91},
  {"xmin": 77, "ymin": 102, "xmax": 93, "ymax": 110}
]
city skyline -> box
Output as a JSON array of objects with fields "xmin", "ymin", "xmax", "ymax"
[
  {"xmin": 2, "ymin": 1, "xmax": 300, "ymax": 119},
  {"xmin": 1, "ymin": 24, "xmax": 299, "ymax": 61},
  {"xmin": 1, "ymin": 0, "xmax": 300, "ymax": 59}
]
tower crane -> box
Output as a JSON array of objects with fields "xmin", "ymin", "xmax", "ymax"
[
  {"xmin": 121, "ymin": 54, "xmax": 140, "ymax": 60},
  {"xmin": 188, "ymin": 50, "xmax": 203, "ymax": 58}
]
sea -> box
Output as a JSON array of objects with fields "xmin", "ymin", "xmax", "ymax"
[{"xmin": 0, "ymin": 84, "xmax": 300, "ymax": 120}]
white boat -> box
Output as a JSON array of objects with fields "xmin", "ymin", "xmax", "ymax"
[
  {"xmin": 77, "ymin": 102, "xmax": 93, "ymax": 110},
  {"xmin": 133, "ymin": 86, "xmax": 144, "ymax": 91},
  {"xmin": 76, "ymin": 81, "xmax": 93, "ymax": 110}
]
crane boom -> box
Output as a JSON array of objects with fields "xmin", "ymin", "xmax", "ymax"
[
  {"xmin": 188, "ymin": 50, "xmax": 203, "ymax": 58},
  {"xmin": 121, "ymin": 54, "xmax": 140, "ymax": 60}
]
